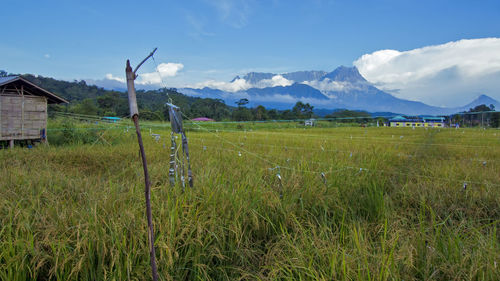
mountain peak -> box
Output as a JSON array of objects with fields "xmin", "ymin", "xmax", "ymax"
[
  {"xmin": 282, "ymin": 71, "xmax": 328, "ymax": 82},
  {"xmin": 241, "ymin": 72, "xmax": 275, "ymax": 84},
  {"xmin": 230, "ymin": 75, "xmax": 241, "ymax": 82},
  {"xmin": 458, "ymin": 94, "xmax": 500, "ymax": 112},
  {"xmin": 476, "ymin": 94, "xmax": 495, "ymax": 100},
  {"xmin": 470, "ymin": 94, "xmax": 498, "ymax": 105},
  {"xmin": 322, "ymin": 66, "xmax": 367, "ymax": 83}
]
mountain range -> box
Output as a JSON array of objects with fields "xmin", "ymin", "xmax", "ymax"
[{"xmin": 178, "ymin": 66, "xmax": 500, "ymax": 115}]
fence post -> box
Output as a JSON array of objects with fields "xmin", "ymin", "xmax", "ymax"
[{"xmin": 126, "ymin": 51, "xmax": 159, "ymax": 281}]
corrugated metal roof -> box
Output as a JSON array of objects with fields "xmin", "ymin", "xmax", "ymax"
[
  {"xmin": 389, "ymin": 115, "xmax": 408, "ymax": 121},
  {"xmin": 422, "ymin": 116, "xmax": 445, "ymax": 121},
  {"xmin": 0, "ymin": 76, "xmax": 20, "ymax": 86}
]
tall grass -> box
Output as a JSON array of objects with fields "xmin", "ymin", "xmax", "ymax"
[{"xmin": 1, "ymin": 123, "xmax": 499, "ymax": 280}]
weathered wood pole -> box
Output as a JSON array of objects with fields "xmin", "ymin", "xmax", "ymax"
[{"xmin": 126, "ymin": 56, "xmax": 159, "ymax": 281}]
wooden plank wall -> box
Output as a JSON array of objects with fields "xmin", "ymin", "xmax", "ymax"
[{"xmin": 0, "ymin": 95, "xmax": 47, "ymax": 140}]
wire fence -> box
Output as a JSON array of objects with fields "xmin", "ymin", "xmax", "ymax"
[{"xmin": 42, "ymin": 50, "xmax": 500, "ymax": 190}]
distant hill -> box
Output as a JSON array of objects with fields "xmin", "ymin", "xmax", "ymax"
[
  {"xmin": 454, "ymin": 94, "xmax": 500, "ymax": 112},
  {"xmin": 15, "ymin": 74, "xmax": 233, "ymax": 120},
  {"xmin": 180, "ymin": 66, "xmax": 500, "ymax": 115},
  {"xmin": 6, "ymin": 70, "xmax": 498, "ymax": 119}
]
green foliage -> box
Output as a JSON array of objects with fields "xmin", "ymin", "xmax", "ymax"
[
  {"xmin": 253, "ymin": 105, "xmax": 269, "ymax": 120},
  {"xmin": 452, "ymin": 104, "xmax": 500, "ymax": 127},
  {"xmin": 72, "ymin": 98, "xmax": 99, "ymax": 116},
  {"xmin": 236, "ymin": 98, "xmax": 249, "ymax": 107},
  {"xmin": 232, "ymin": 107, "xmax": 253, "ymax": 121},
  {"xmin": 326, "ymin": 109, "xmax": 372, "ymax": 123},
  {"xmin": 468, "ymin": 104, "xmax": 494, "ymax": 112},
  {"xmin": 47, "ymin": 119, "xmax": 127, "ymax": 146},
  {"xmin": 292, "ymin": 101, "xmax": 314, "ymax": 119}
]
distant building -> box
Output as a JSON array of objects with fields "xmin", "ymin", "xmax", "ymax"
[
  {"xmin": 0, "ymin": 76, "xmax": 68, "ymax": 148},
  {"xmin": 102, "ymin": 116, "xmax": 121, "ymax": 123},
  {"xmin": 304, "ymin": 118, "xmax": 315, "ymax": 126},
  {"xmin": 192, "ymin": 117, "xmax": 215, "ymax": 122},
  {"xmin": 388, "ymin": 115, "xmax": 445, "ymax": 128}
]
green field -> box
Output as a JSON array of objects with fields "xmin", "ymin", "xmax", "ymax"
[{"xmin": 1, "ymin": 121, "xmax": 499, "ymax": 280}]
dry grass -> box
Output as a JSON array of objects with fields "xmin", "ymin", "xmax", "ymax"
[{"xmin": 1, "ymin": 122, "xmax": 499, "ymax": 280}]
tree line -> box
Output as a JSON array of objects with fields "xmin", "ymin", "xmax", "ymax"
[
  {"xmin": 450, "ymin": 104, "xmax": 500, "ymax": 127},
  {"xmin": 13, "ymin": 73, "xmax": 326, "ymax": 121},
  {"xmin": 8, "ymin": 71, "xmax": 496, "ymax": 126}
]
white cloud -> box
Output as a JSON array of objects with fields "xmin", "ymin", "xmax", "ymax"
[
  {"xmin": 44, "ymin": 54, "xmax": 50, "ymax": 59},
  {"xmin": 136, "ymin": 62, "xmax": 184, "ymax": 85},
  {"xmin": 354, "ymin": 38, "xmax": 500, "ymax": 106},
  {"xmin": 192, "ymin": 78, "xmax": 252, "ymax": 92},
  {"xmin": 259, "ymin": 75, "xmax": 294, "ymax": 87},
  {"xmin": 190, "ymin": 74, "xmax": 294, "ymax": 92},
  {"xmin": 303, "ymin": 78, "xmax": 362, "ymax": 93},
  {"xmin": 105, "ymin": 73, "xmax": 125, "ymax": 83}
]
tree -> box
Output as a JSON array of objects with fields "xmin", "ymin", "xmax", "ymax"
[
  {"xmin": 292, "ymin": 101, "xmax": 314, "ymax": 119},
  {"xmin": 253, "ymin": 105, "xmax": 268, "ymax": 120},
  {"xmin": 469, "ymin": 104, "xmax": 491, "ymax": 112},
  {"xmin": 465, "ymin": 104, "xmax": 495, "ymax": 127},
  {"xmin": 326, "ymin": 109, "xmax": 371, "ymax": 123},
  {"xmin": 190, "ymin": 98, "xmax": 230, "ymax": 120},
  {"xmin": 236, "ymin": 98, "xmax": 249, "ymax": 108},
  {"xmin": 491, "ymin": 112, "xmax": 500, "ymax": 128},
  {"xmin": 232, "ymin": 107, "xmax": 252, "ymax": 121},
  {"xmin": 280, "ymin": 110, "xmax": 295, "ymax": 120},
  {"xmin": 72, "ymin": 98, "xmax": 98, "ymax": 115}
]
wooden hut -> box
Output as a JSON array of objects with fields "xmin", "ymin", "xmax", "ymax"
[{"xmin": 0, "ymin": 76, "xmax": 68, "ymax": 148}]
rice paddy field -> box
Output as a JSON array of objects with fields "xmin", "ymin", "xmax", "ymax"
[{"xmin": 1, "ymin": 120, "xmax": 499, "ymax": 280}]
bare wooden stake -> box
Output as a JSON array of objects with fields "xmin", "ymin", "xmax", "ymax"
[{"xmin": 126, "ymin": 50, "xmax": 159, "ymax": 281}]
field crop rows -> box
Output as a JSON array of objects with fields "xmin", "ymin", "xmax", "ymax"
[{"xmin": 1, "ymin": 123, "xmax": 499, "ymax": 280}]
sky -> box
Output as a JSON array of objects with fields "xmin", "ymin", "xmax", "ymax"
[{"xmin": 1, "ymin": 0, "xmax": 500, "ymax": 106}]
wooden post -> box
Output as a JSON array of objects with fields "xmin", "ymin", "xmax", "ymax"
[
  {"xmin": 9, "ymin": 139, "xmax": 14, "ymax": 149},
  {"xmin": 126, "ymin": 50, "xmax": 159, "ymax": 281},
  {"xmin": 0, "ymin": 94, "xmax": 2, "ymax": 141},
  {"xmin": 21, "ymin": 85, "xmax": 24, "ymax": 139},
  {"xmin": 44, "ymin": 98, "xmax": 48, "ymax": 144}
]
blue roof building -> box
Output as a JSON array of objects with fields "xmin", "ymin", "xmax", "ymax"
[
  {"xmin": 388, "ymin": 115, "xmax": 445, "ymax": 128},
  {"xmin": 102, "ymin": 116, "xmax": 121, "ymax": 123}
]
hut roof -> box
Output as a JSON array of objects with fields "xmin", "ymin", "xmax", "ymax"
[
  {"xmin": 192, "ymin": 117, "xmax": 215, "ymax": 121},
  {"xmin": 0, "ymin": 76, "xmax": 68, "ymax": 104}
]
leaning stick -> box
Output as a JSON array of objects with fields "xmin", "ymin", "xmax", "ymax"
[{"xmin": 125, "ymin": 50, "xmax": 159, "ymax": 281}]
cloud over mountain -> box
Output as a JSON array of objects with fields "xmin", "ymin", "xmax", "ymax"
[
  {"xmin": 354, "ymin": 38, "xmax": 500, "ymax": 106},
  {"xmin": 190, "ymin": 74, "xmax": 293, "ymax": 92},
  {"xmin": 93, "ymin": 62, "xmax": 184, "ymax": 90},
  {"xmin": 136, "ymin": 63, "xmax": 184, "ymax": 85}
]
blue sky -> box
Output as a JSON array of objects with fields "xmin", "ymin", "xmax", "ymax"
[{"xmin": 2, "ymin": 0, "xmax": 500, "ymax": 105}]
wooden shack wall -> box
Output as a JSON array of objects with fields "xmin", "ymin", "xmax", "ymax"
[{"xmin": 0, "ymin": 95, "xmax": 47, "ymax": 140}]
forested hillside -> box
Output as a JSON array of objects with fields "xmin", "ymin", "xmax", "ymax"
[
  {"xmin": 0, "ymin": 72, "xmax": 324, "ymax": 121},
  {"xmin": 20, "ymin": 74, "xmax": 232, "ymax": 120}
]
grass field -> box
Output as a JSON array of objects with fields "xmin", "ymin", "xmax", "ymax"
[{"xmin": 1, "ymin": 120, "xmax": 499, "ymax": 280}]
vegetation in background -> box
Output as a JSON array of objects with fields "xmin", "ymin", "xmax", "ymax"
[
  {"xmin": 17, "ymin": 74, "xmax": 317, "ymax": 122},
  {"xmin": 326, "ymin": 109, "xmax": 373, "ymax": 123},
  {"xmin": 0, "ymin": 71, "xmax": 497, "ymax": 127}
]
